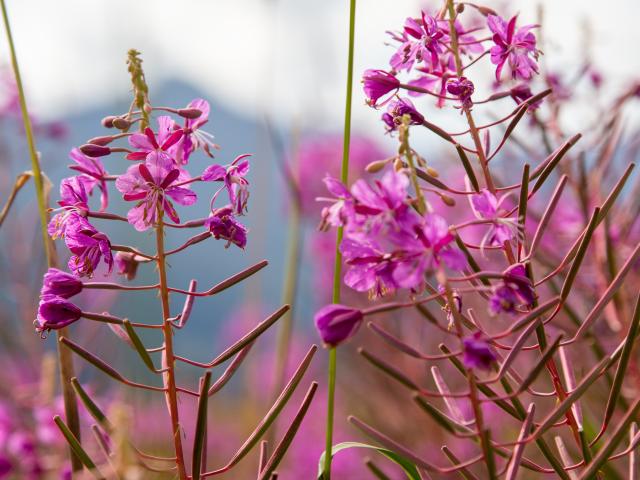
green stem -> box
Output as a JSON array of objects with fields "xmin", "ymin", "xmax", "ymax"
[
  {"xmin": 323, "ymin": 0, "xmax": 356, "ymax": 478},
  {"xmin": 156, "ymin": 216, "xmax": 187, "ymax": 479},
  {"xmin": 0, "ymin": 0, "xmax": 82, "ymax": 473}
]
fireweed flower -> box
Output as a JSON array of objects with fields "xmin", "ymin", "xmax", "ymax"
[
  {"xmin": 318, "ymin": 176, "xmax": 355, "ymax": 230},
  {"xmin": 392, "ymin": 213, "xmax": 466, "ymax": 289},
  {"xmin": 381, "ymin": 97, "xmax": 425, "ymax": 133},
  {"xmin": 463, "ymin": 333, "xmax": 496, "ymax": 371},
  {"xmin": 172, "ymin": 98, "xmax": 218, "ymax": 164},
  {"xmin": 390, "ymin": 12, "xmax": 445, "ymax": 72},
  {"xmin": 340, "ymin": 238, "xmax": 397, "ymax": 297},
  {"xmin": 314, "ymin": 304, "xmax": 364, "ymax": 347},
  {"xmin": 35, "ymin": 296, "xmax": 82, "ymax": 334},
  {"xmin": 489, "ymin": 263, "xmax": 535, "ymax": 315},
  {"xmin": 64, "ymin": 215, "xmax": 113, "ymax": 277},
  {"xmin": 468, "ymin": 188, "xmax": 520, "ymax": 250},
  {"xmin": 362, "ymin": 69, "xmax": 400, "ymax": 107},
  {"xmin": 446, "ymin": 77, "xmax": 475, "ymax": 110},
  {"xmin": 116, "ymin": 156, "xmax": 197, "ymax": 231},
  {"xmin": 205, "ymin": 205, "xmax": 248, "ymax": 249},
  {"xmin": 202, "ymin": 154, "xmax": 251, "ymax": 215},
  {"xmin": 488, "ymin": 14, "xmax": 540, "ymax": 82},
  {"xmin": 57, "ymin": 176, "xmax": 89, "ymax": 210},
  {"xmin": 68, "ymin": 148, "xmax": 108, "ymax": 211},
  {"xmin": 126, "ymin": 116, "xmax": 184, "ymax": 164},
  {"xmin": 115, "ymin": 252, "xmax": 144, "ymax": 281},
  {"xmin": 41, "ymin": 268, "xmax": 83, "ymax": 299}
]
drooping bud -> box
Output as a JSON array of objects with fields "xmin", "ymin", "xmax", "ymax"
[
  {"xmin": 365, "ymin": 158, "xmax": 391, "ymax": 173},
  {"xmin": 314, "ymin": 304, "xmax": 364, "ymax": 347},
  {"xmin": 41, "ymin": 268, "xmax": 83, "ymax": 298},
  {"xmin": 177, "ymin": 108, "xmax": 203, "ymax": 119},
  {"xmin": 87, "ymin": 135, "xmax": 116, "ymax": 146},
  {"xmin": 112, "ymin": 117, "xmax": 131, "ymax": 130},
  {"xmin": 441, "ymin": 194, "xmax": 456, "ymax": 207},
  {"xmin": 101, "ymin": 116, "xmax": 117, "ymax": 128},
  {"xmin": 80, "ymin": 144, "xmax": 111, "ymax": 158},
  {"xmin": 362, "ymin": 69, "xmax": 400, "ymax": 107}
]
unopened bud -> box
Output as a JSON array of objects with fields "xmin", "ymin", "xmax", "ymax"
[
  {"xmin": 477, "ymin": 5, "xmax": 498, "ymax": 16},
  {"xmin": 365, "ymin": 158, "xmax": 390, "ymax": 173},
  {"xmin": 441, "ymin": 194, "xmax": 456, "ymax": 207},
  {"xmin": 101, "ymin": 116, "xmax": 116, "ymax": 128},
  {"xmin": 177, "ymin": 108, "xmax": 203, "ymax": 119},
  {"xmin": 393, "ymin": 157, "xmax": 404, "ymax": 171},
  {"xmin": 80, "ymin": 144, "xmax": 111, "ymax": 158},
  {"xmin": 112, "ymin": 117, "xmax": 131, "ymax": 130},
  {"xmin": 88, "ymin": 135, "xmax": 115, "ymax": 146},
  {"xmin": 426, "ymin": 166, "xmax": 439, "ymax": 178},
  {"xmin": 456, "ymin": 3, "xmax": 465, "ymax": 13}
]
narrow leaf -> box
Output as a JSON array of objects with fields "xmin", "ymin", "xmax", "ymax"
[
  {"xmin": 123, "ymin": 320, "xmax": 157, "ymax": 372},
  {"xmin": 192, "ymin": 371, "xmax": 212, "ymax": 480},
  {"xmin": 54, "ymin": 416, "xmax": 105, "ymax": 479},
  {"xmin": 560, "ymin": 208, "xmax": 600, "ymax": 301},
  {"xmin": 456, "ymin": 145, "xmax": 479, "ymax": 192},
  {"xmin": 442, "ymin": 446, "xmax": 480, "ymax": 480}
]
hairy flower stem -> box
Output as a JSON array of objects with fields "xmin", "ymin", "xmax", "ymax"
[
  {"xmin": 445, "ymin": 0, "xmax": 496, "ymax": 195},
  {"xmin": 323, "ymin": 1, "xmax": 357, "ymax": 478},
  {"xmin": 156, "ymin": 215, "xmax": 187, "ymax": 479},
  {"xmin": 0, "ymin": 1, "xmax": 82, "ymax": 473}
]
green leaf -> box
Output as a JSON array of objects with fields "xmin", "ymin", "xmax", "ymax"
[{"xmin": 317, "ymin": 442, "xmax": 421, "ymax": 480}]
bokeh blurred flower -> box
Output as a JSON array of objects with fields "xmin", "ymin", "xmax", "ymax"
[{"xmin": 463, "ymin": 333, "xmax": 496, "ymax": 370}]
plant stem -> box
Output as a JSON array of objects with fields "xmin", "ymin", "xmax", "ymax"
[
  {"xmin": 156, "ymin": 216, "xmax": 187, "ymax": 479},
  {"xmin": 323, "ymin": 0, "xmax": 357, "ymax": 478},
  {"xmin": 0, "ymin": 0, "xmax": 82, "ymax": 473},
  {"xmin": 445, "ymin": 0, "xmax": 496, "ymax": 194}
]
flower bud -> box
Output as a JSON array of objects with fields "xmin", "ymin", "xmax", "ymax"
[
  {"xmin": 41, "ymin": 268, "xmax": 83, "ymax": 298},
  {"xmin": 314, "ymin": 304, "xmax": 364, "ymax": 347},
  {"xmin": 365, "ymin": 158, "xmax": 390, "ymax": 173},
  {"xmin": 426, "ymin": 166, "xmax": 439, "ymax": 177},
  {"xmin": 101, "ymin": 116, "xmax": 116, "ymax": 128},
  {"xmin": 393, "ymin": 157, "xmax": 404, "ymax": 171},
  {"xmin": 35, "ymin": 296, "xmax": 82, "ymax": 333},
  {"xmin": 87, "ymin": 135, "xmax": 116, "ymax": 146},
  {"xmin": 79, "ymin": 144, "xmax": 111, "ymax": 158},
  {"xmin": 177, "ymin": 108, "xmax": 203, "ymax": 119},
  {"xmin": 456, "ymin": 3, "xmax": 465, "ymax": 13},
  {"xmin": 362, "ymin": 69, "xmax": 400, "ymax": 107},
  {"xmin": 112, "ymin": 117, "xmax": 131, "ymax": 130},
  {"xmin": 441, "ymin": 194, "xmax": 456, "ymax": 207},
  {"xmin": 462, "ymin": 333, "xmax": 496, "ymax": 370}
]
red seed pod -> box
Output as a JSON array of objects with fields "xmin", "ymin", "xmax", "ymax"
[
  {"xmin": 79, "ymin": 144, "xmax": 111, "ymax": 158},
  {"xmin": 177, "ymin": 108, "xmax": 203, "ymax": 119}
]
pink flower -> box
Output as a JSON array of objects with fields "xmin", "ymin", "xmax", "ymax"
[
  {"xmin": 381, "ymin": 97, "xmax": 425, "ymax": 132},
  {"xmin": 202, "ymin": 154, "xmax": 251, "ymax": 215},
  {"xmin": 205, "ymin": 205, "xmax": 248, "ymax": 249},
  {"xmin": 468, "ymin": 189, "xmax": 519, "ymax": 249},
  {"xmin": 126, "ymin": 117, "xmax": 183, "ymax": 164},
  {"xmin": 488, "ymin": 15, "xmax": 539, "ymax": 82},
  {"xmin": 172, "ymin": 99, "xmax": 218, "ymax": 164},
  {"xmin": 68, "ymin": 148, "xmax": 108, "ymax": 211},
  {"xmin": 446, "ymin": 77, "xmax": 475, "ymax": 110},
  {"xmin": 116, "ymin": 155, "xmax": 197, "ymax": 231},
  {"xmin": 64, "ymin": 214, "xmax": 113, "ymax": 277},
  {"xmin": 362, "ymin": 70, "xmax": 400, "ymax": 107},
  {"xmin": 390, "ymin": 13, "xmax": 446, "ymax": 72}
]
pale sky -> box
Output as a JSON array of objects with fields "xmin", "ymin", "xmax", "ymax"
[{"xmin": 1, "ymin": 0, "xmax": 638, "ymax": 131}]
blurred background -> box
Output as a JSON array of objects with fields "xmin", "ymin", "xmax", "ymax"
[{"xmin": 0, "ymin": 0, "xmax": 639, "ymax": 478}]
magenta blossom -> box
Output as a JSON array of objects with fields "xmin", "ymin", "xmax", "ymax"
[
  {"xmin": 115, "ymin": 252, "xmax": 145, "ymax": 281},
  {"xmin": 116, "ymin": 156, "xmax": 197, "ymax": 231},
  {"xmin": 468, "ymin": 188, "xmax": 519, "ymax": 250},
  {"xmin": 35, "ymin": 296, "xmax": 82, "ymax": 334},
  {"xmin": 390, "ymin": 13, "xmax": 446, "ymax": 72},
  {"xmin": 68, "ymin": 148, "xmax": 108, "ymax": 211},
  {"xmin": 41, "ymin": 269, "xmax": 83, "ymax": 299},
  {"xmin": 202, "ymin": 154, "xmax": 251, "ymax": 215},
  {"xmin": 463, "ymin": 333, "xmax": 496, "ymax": 370},
  {"xmin": 57, "ymin": 176, "xmax": 89, "ymax": 211},
  {"xmin": 64, "ymin": 214, "xmax": 113, "ymax": 277},
  {"xmin": 381, "ymin": 97, "xmax": 425, "ymax": 133},
  {"xmin": 447, "ymin": 77, "xmax": 475, "ymax": 110},
  {"xmin": 392, "ymin": 213, "xmax": 466, "ymax": 289},
  {"xmin": 126, "ymin": 117, "xmax": 183, "ymax": 164},
  {"xmin": 318, "ymin": 176, "xmax": 355, "ymax": 230},
  {"xmin": 172, "ymin": 99, "xmax": 218, "ymax": 164},
  {"xmin": 205, "ymin": 205, "xmax": 248, "ymax": 249},
  {"xmin": 314, "ymin": 304, "xmax": 364, "ymax": 347},
  {"xmin": 340, "ymin": 238, "xmax": 397, "ymax": 297},
  {"xmin": 488, "ymin": 15, "xmax": 539, "ymax": 82},
  {"xmin": 489, "ymin": 264, "xmax": 535, "ymax": 315},
  {"xmin": 362, "ymin": 70, "xmax": 400, "ymax": 107}
]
